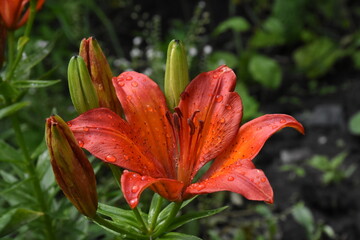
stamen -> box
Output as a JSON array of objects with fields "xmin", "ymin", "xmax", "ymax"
[
  {"xmin": 165, "ymin": 111, "xmax": 172, "ymax": 125},
  {"xmin": 198, "ymin": 120, "xmax": 204, "ymax": 133},
  {"xmin": 190, "ymin": 110, "xmax": 200, "ymax": 121},
  {"xmin": 187, "ymin": 118, "xmax": 196, "ymax": 135},
  {"xmin": 174, "ymin": 107, "xmax": 183, "ymax": 118},
  {"xmin": 173, "ymin": 113, "xmax": 180, "ymax": 130}
]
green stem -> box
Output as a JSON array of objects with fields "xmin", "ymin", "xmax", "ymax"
[
  {"xmin": 92, "ymin": 214, "xmax": 147, "ymax": 239},
  {"xmin": 6, "ymin": 31, "xmax": 16, "ymax": 74},
  {"xmin": 11, "ymin": 114, "xmax": 56, "ymax": 239},
  {"xmin": 132, "ymin": 207, "xmax": 149, "ymax": 233},
  {"xmin": 152, "ymin": 202, "xmax": 182, "ymax": 239},
  {"xmin": 5, "ymin": 0, "xmax": 37, "ymax": 81},
  {"xmin": 148, "ymin": 197, "xmax": 164, "ymax": 233}
]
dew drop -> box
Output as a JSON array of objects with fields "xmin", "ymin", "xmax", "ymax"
[
  {"xmin": 227, "ymin": 176, "xmax": 234, "ymax": 181},
  {"xmin": 225, "ymin": 104, "xmax": 232, "ymax": 110},
  {"xmin": 197, "ymin": 183, "xmax": 205, "ymax": 190},
  {"xmin": 272, "ymin": 125, "xmax": 278, "ymax": 129},
  {"xmin": 117, "ymin": 76, "xmax": 124, "ymax": 82},
  {"xmin": 131, "ymin": 185, "xmax": 139, "ymax": 193},
  {"xmin": 146, "ymin": 105, "xmax": 153, "ymax": 112},
  {"xmin": 131, "ymin": 81, "xmax": 138, "ymax": 87},
  {"xmin": 67, "ymin": 122, "xmax": 72, "ymax": 127},
  {"xmin": 105, "ymin": 155, "xmax": 116, "ymax": 162},
  {"xmin": 78, "ymin": 140, "xmax": 84, "ymax": 147},
  {"xmin": 130, "ymin": 199, "xmax": 137, "ymax": 205},
  {"xmin": 215, "ymin": 95, "xmax": 223, "ymax": 103},
  {"xmin": 260, "ymin": 177, "xmax": 266, "ymax": 183},
  {"xmin": 107, "ymin": 114, "xmax": 113, "ymax": 119},
  {"xmin": 166, "ymin": 133, "xmax": 171, "ymax": 138},
  {"xmin": 141, "ymin": 176, "xmax": 148, "ymax": 181},
  {"xmin": 132, "ymin": 173, "xmax": 138, "ymax": 178},
  {"xmin": 280, "ymin": 118, "xmax": 286, "ymax": 123},
  {"xmin": 212, "ymin": 74, "xmax": 219, "ymax": 79},
  {"xmin": 256, "ymin": 126, "xmax": 262, "ymax": 131},
  {"xmin": 126, "ymin": 76, "xmax": 133, "ymax": 81},
  {"xmin": 119, "ymin": 82, "xmax": 125, "ymax": 87},
  {"xmin": 123, "ymin": 154, "xmax": 129, "ymax": 160},
  {"xmin": 83, "ymin": 127, "xmax": 89, "ymax": 132},
  {"xmin": 126, "ymin": 95, "xmax": 132, "ymax": 101},
  {"xmin": 220, "ymin": 118, "xmax": 225, "ymax": 123}
]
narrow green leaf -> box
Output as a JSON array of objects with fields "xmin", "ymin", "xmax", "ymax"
[
  {"xmin": 148, "ymin": 193, "xmax": 162, "ymax": 226},
  {"xmin": 0, "ymin": 208, "xmax": 43, "ymax": 237},
  {"xmin": 167, "ymin": 206, "xmax": 228, "ymax": 232},
  {"xmin": 97, "ymin": 203, "xmax": 141, "ymax": 230},
  {"xmin": 157, "ymin": 232, "xmax": 202, "ymax": 240},
  {"xmin": 291, "ymin": 203, "xmax": 314, "ymax": 237},
  {"xmin": 0, "ymin": 140, "xmax": 22, "ymax": 163},
  {"xmin": 12, "ymin": 80, "xmax": 61, "ymax": 88},
  {"xmin": 0, "ymin": 102, "xmax": 30, "ymax": 120}
]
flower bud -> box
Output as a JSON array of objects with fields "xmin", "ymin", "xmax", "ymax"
[
  {"xmin": 164, "ymin": 39, "xmax": 189, "ymax": 109},
  {"xmin": 45, "ymin": 115, "xmax": 98, "ymax": 218},
  {"xmin": 68, "ymin": 56, "xmax": 99, "ymax": 114},
  {"xmin": 79, "ymin": 37, "xmax": 122, "ymax": 115}
]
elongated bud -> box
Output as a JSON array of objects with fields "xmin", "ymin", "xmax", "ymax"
[
  {"xmin": 45, "ymin": 115, "xmax": 98, "ymax": 218},
  {"xmin": 164, "ymin": 39, "xmax": 189, "ymax": 109},
  {"xmin": 68, "ymin": 56, "xmax": 99, "ymax": 114},
  {"xmin": 79, "ymin": 37, "xmax": 122, "ymax": 115}
]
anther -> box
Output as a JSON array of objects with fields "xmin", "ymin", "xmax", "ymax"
[
  {"xmin": 198, "ymin": 120, "xmax": 205, "ymax": 133},
  {"xmin": 174, "ymin": 107, "xmax": 183, "ymax": 118},
  {"xmin": 187, "ymin": 118, "xmax": 196, "ymax": 135},
  {"xmin": 173, "ymin": 113, "xmax": 180, "ymax": 130},
  {"xmin": 190, "ymin": 110, "xmax": 200, "ymax": 121}
]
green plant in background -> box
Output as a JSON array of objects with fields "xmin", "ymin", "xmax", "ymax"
[
  {"xmin": 291, "ymin": 202, "xmax": 335, "ymax": 240},
  {"xmin": 307, "ymin": 152, "xmax": 356, "ymax": 185}
]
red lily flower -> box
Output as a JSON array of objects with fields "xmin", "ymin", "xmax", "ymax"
[
  {"xmin": 0, "ymin": 0, "xmax": 45, "ymax": 30},
  {"xmin": 68, "ymin": 65, "xmax": 304, "ymax": 208}
]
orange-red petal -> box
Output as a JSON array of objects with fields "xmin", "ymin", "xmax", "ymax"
[
  {"xmin": 185, "ymin": 162, "xmax": 273, "ymax": 203},
  {"xmin": 68, "ymin": 108, "xmax": 165, "ymax": 177},
  {"xmin": 204, "ymin": 114, "xmax": 304, "ymax": 178},
  {"xmin": 121, "ymin": 170, "xmax": 184, "ymax": 209},
  {"xmin": 177, "ymin": 65, "xmax": 242, "ymax": 184},
  {"xmin": 112, "ymin": 72, "xmax": 177, "ymax": 178}
]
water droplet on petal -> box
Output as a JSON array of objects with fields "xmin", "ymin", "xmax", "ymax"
[
  {"xmin": 119, "ymin": 82, "xmax": 125, "ymax": 87},
  {"xmin": 131, "ymin": 185, "xmax": 139, "ymax": 193},
  {"xmin": 256, "ymin": 126, "xmax": 262, "ymax": 131},
  {"xmin": 78, "ymin": 140, "xmax": 84, "ymax": 147},
  {"xmin": 228, "ymin": 176, "xmax": 234, "ymax": 181},
  {"xmin": 105, "ymin": 155, "xmax": 116, "ymax": 162},
  {"xmin": 280, "ymin": 118, "xmax": 286, "ymax": 123},
  {"xmin": 83, "ymin": 127, "xmax": 89, "ymax": 132},
  {"xmin": 225, "ymin": 104, "xmax": 232, "ymax": 110},
  {"xmin": 67, "ymin": 122, "xmax": 72, "ymax": 127},
  {"xmin": 215, "ymin": 95, "xmax": 223, "ymax": 103},
  {"xmin": 126, "ymin": 76, "xmax": 133, "ymax": 81},
  {"xmin": 146, "ymin": 105, "xmax": 153, "ymax": 112},
  {"xmin": 126, "ymin": 95, "xmax": 132, "ymax": 101},
  {"xmin": 130, "ymin": 199, "xmax": 137, "ymax": 205},
  {"xmin": 132, "ymin": 173, "xmax": 138, "ymax": 178},
  {"xmin": 131, "ymin": 81, "xmax": 138, "ymax": 87},
  {"xmin": 260, "ymin": 177, "xmax": 266, "ymax": 183},
  {"xmin": 196, "ymin": 183, "xmax": 205, "ymax": 190},
  {"xmin": 220, "ymin": 118, "xmax": 225, "ymax": 123},
  {"xmin": 141, "ymin": 176, "xmax": 148, "ymax": 181},
  {"xmin": 272, "ymin": 125, "xmax": 278, "ymax": 129},
  {"xmin": 107, "ymin": 114, "xmax": 113, "ymax": 119},
  {"xmin": 117, "ymin": 76, "xmax": 124, "ymax": 82},
  {"xmin": 213, "ymin": 74, "xmax": 219, "ymax": 79},
  {"xmin": 123, "ymin": 155, "xmax": 129, "ymax": 160}
]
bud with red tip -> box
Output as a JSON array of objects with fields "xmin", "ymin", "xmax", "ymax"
[
  {"xmin": 45, "ymin": 115, "xmax": 98, "ymax": 218},
  {"xmin": 79, "ymin": 37, "xmax": 122, "ymax": 115}
]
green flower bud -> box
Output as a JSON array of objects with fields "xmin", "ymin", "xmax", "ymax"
[
  {"xmin": 45, "ymin": 115, "xmax": 98, "ymax": 218},
  {"xmin": 79, "ymin": 37, "xmax": 122, "ymax": 115},
  {"xmin": 164, "ymin": 39, "xmax": 189, "ymax": 109},
  {"xmin": 68, "ymin": 56, "xmax": 99, "ymax": 114}
]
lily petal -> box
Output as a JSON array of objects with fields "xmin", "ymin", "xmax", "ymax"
[
  {"xmin": 204, "ymin": 114, "xmax": 304, "ymax": 178},
  {"xmin": 68, "ymin": 108, "xmax": 165, "ymax": 177},
  {"xmin": 121, "ymin": 170, "xmax": 184, "ymax": 209},
  {"xmin": 112, "ymin": 72, "xmax": 177, "ymax": 178},
  {"xmin": 185, "ymin": 162, "xmax": 273, "ymax": 203},
  {"xmin": 177, "ymin": 65, "xmax": 242, "ymax": 184}
]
